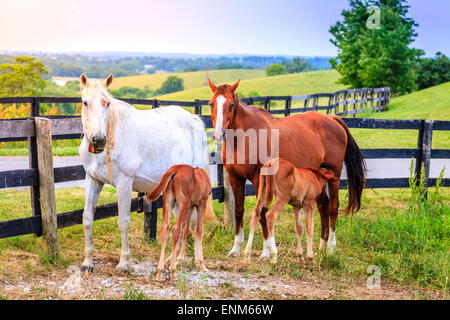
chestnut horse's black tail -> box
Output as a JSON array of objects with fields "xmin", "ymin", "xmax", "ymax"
[{"xmin": 331, "ymin": 116, "xmax": 367, "ymax": 215}]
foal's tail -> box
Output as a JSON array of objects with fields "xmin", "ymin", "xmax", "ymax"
[
  {"xmin": 146, "ymin": 167, "xmax": 177, "ymax": 202},
  {"xmin": 331, "ymin": 115, "xmax": 367, "ymax": 215},
  {"xmin": 256, "ymin": 165, "xmax": 276, "ymax": 213}
]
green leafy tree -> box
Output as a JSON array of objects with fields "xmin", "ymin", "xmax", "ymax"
[
  {"xmin": 156, "ymin": 75, "xmax": 184, "ymax": 95},
  {"xmin": 329, "ymin": 0, "xmax": 423, "ymax": 95},
  {"xmin": 0, "ymin": 56, "xmax": 49, "ymax": 97},
  {"xmin": 110, "ymin": 86, "xmax": 153, "ymax": 99},
  {"xmin": 283, "ymin": 57, "xmax": 313, "ymax": 73},
  {"xmin": 416, "ymin": 52, "xmax": 450, "ymax": 90},
  {"xmin": 265, "ymin": 63, "xmax": 286, "ymax": 77}
]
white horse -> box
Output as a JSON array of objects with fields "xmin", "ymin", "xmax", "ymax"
[{"xmin": 79, "ymin": 73, "xmax": 216, "ymax": 273}]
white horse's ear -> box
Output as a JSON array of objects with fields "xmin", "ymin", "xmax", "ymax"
[
  {"xmin": 80, "ymin": 73, "xmax": 89, "ymax": 87},
  {"xmin": 104, "ymin": 74, "xmax": 114, "ymax": 88},
  {"xmin": 208, "ymin": 78, "xmax": 217, "ymax": 92},
  {"xmin": 230, "ymin": 78, "xmax": 240, "ymax": 93}
]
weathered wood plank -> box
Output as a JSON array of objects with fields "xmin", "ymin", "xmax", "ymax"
[
  {"xmin": 57, "ymin": 198, "xmax": 141, "ymax": 229},
  {"xmin": 0, "ymin": 119, "xmax": 35, "ymax": 139},
  {"xmin": 54, "ymin": 165, "xmax": 86, "ymax": 183},
  {"xmin": 0, "ymin": 215, "xmax": 42, "ymax": 239},
  {"xmin": 35, "ymin": 117, "xmax": 59, "ymax": 258},
  {"xmin": 343, "ymin": 118, "xmax": 422, "ymax": 130},
  {"xmin": 0, "ymin": 169, "xmax": 37, "ymax": 188},
  {"xmin": 51, "ymin": 118, "xmax": 83, "ymax": 136}
]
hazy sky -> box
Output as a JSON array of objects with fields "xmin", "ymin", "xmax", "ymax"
[{"xmin": 1, "ymin": 0, "xmax": 448, "ymax": 56}]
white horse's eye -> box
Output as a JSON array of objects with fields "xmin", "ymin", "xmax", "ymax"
[{"xmin": 83, "ymin": 101, "xmax": 88, "ymax": 107}]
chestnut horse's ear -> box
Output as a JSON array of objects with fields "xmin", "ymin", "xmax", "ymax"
[
  {"xmin": 80, "ymin": 73, "xmax": 88, "ymax": 87},
  {"xmin": 104, "ymin": 74, "xmax": 114, "ymax": 88},
  {"xmin": 208, "ymin": 78, "xmax": 217, "ymax": 92},
  {"xmin": 230, "ymin": 78, "xmax": 240, "ymax": 93}
]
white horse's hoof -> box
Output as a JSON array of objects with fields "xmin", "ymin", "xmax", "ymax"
[
  {"xmin": 228, "ymin": 251, "xmax": 241, "ymax": 258},
  {"xmin": 115, "ymin": 264, "xmax": 132, "ymax": 274},
  {"xmin": 81, "ymin": 264, "xmax": 94, "ymax": 273},
  {"xmin": 258, "ymin": 254, "xmax": 270, "ymax": 262},
  {"xmin": 270, "ymin": 256, "xmax": 277, "ymax": 264}
]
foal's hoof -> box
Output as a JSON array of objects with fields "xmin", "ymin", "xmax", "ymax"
[
  {"xmin": 155, "ymin": 271, "xmax": 164, "ymax": 281},
  {"xmin": 198, "ymin": 264, "xmax": 208, "ymax": 273},
  {"xmin": 306, "ymin": 257, "xmax": 315, "ymax": 265},
  {"xmin": 81, "ymin": 265, "xmax": 94, "ymax": 273},
  {"xmin": 298, "ymin": 255, "xmax": 305, "ymax": 265},
  {"xmin": 227, "ymin": 251, "xmax": 241, "ymax": 258}
]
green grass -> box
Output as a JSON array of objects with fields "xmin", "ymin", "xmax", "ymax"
[
  {"xmin": 112, "ymin": 69, "xmax": 265, "ymax": 92},
  {"xmin": 154, "ymin": 70, "xmax": 346, "ymax": 101},
  {"xmin": 352, "ymin": 81, "xmax": 450, "ymax": 149},
  {"xmin": 0, "ymin": 169, "xmax": 448, "ymax": 297}
]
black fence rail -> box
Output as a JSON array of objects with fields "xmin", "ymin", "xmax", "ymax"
[{"xmin": 1, "ymin": 93, "xmax": 449, "ymax": 245}]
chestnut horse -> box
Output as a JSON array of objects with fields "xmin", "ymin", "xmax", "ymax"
[{"xmin": 208, "ymin": 79, "xmax": 366, "ymax": 258}]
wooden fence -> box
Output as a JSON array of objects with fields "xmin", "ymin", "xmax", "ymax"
[{"xmin": 1, "ymin": 92, "xmax": 449, "ymax": 257}]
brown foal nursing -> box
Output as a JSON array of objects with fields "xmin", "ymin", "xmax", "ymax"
[
  {"xmin": 146, "ymin": 165, "xmax": 211, "ymax": 280},
  {"xmin": 244, "ymin": 158, "xmax": 338, "ymax": 264}
]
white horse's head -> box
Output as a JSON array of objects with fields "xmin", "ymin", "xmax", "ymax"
[{"xmin": 80, "ymin": 73, "xmax": 114, "ymax": 153}]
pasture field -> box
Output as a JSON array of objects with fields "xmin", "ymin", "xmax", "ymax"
[
  {"xmin": 2, "ymin": 73, "xmax": 448, "ymax": 156},
  {"xmin": 153, "ymin": 70, "xmax": 346, "ymax": 101},
  {"xmin": 111, "ymin": 69, "xmax": 265, "ymax": 92},
  {"xmin": 0, "ymin": 170, "xmax": 448, "ymax": 300}
]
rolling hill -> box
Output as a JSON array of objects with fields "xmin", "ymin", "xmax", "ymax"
[
  {"xmin": 111, "ymin": 69, "xmax": 265, "ymax": 92},
  {"xmin": 154, "ymin": 70, "xmax": 346, "ymax": 101}
]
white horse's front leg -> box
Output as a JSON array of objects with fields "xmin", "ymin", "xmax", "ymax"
[
  {"xmin": 115, "ymin": 176, "xmax": 133, "ymax": 273},
  {"xmin": 81, "ymin": 175, "xmax": 104, "ymax": 272}
]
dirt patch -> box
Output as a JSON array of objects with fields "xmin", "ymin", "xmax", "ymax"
[{"xmin": 0, "ymin": 258, "xmax": 441, "ymax": 300}]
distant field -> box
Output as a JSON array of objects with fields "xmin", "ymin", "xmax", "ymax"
[
  {"xmin": 154, "ymin": 70, "xmax": 346, "ymax": 101},
  {"xmin": 112, "ymin": 69, "xmax": 265, "ymax": 92}
]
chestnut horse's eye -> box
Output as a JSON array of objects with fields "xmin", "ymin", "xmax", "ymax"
[
  {"xmin": 228, "ymin": 103, "xmax": 234, "ymax": 111},
  {"xmin": 209, "ymin": 102, "xmax": 214, "ymax": 109}
]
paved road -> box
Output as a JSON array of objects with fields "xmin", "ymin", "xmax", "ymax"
[{"xmin": 1, "ymin": 156, "xmax": 448, "ymax": 190}]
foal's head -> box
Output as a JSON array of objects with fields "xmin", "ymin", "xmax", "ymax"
[
  {"xmin": 79, "ymin": 73, "xmax": 114, "ymax": 153},
  {"xmin": 208, "ymin": 78, "xmax": 240, "ymax": 142}
]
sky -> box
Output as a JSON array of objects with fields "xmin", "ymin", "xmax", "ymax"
[{"xmin": 0, "ymin": 0, "xmax": 449, "ymax": 57}]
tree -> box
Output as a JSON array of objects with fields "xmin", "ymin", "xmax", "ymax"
[
  {"xmin": 416, "ymin": 52, "xmax": 450, "ymax": 90},
  {"xmin": 0, "ymin": 56, "xmax": 49, "ymax": 97},
  {"xmin": 329, "ymin": 0, "xmax": 423, "ymax": 95},
  {"xmin": 156, "ymin": 75, "xmax": 184, "ymax": 95},
  {"xmin": 283, "ymin": 57, "xmax": 313, "ymax": 73},
  {"xmin": 265, "ymin": 63, "xmax": 286, "ymax": 77},
  {"xmin": 184, "ymin": 66, "xmax": 199, "ymax": 72}
]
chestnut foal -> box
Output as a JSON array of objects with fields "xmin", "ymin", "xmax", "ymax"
[
  {"xmin": 146, "ymin": 165, "xmax": 211, "ymax": 280},
  {"xmin": 244, "ymin": 158, "xmax": 338, "ymax": 264}
]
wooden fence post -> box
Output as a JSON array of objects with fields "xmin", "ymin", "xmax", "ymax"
[
  {"xmin": 35, "ymin": 117, "xmax": 59, "ymax": 258},
  {"xmin": 143, "ymin": 197, "xmax": 158, "ymax": 241},
  {"xmin": 415, "ymin": 119, "xmax": 433, "ymax": 190},
  {"xmin": 29, "ymin": 97, "xmax": 42, "ymax": 237},
  {"xmin": 217, "ymin": 143, "xmax": 234, "ymax": 229}
]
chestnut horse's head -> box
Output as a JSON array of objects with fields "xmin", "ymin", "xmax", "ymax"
[
  {"xmin": 79, "ymin": 73, "xmax": 114, "ymax": 153},
  {"xmin": 208, "ymin": 78, "xmax": 240, "ymax": 143}
]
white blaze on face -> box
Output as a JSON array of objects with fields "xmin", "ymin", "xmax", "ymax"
[{"xmin": 214, "ymin": 95, "xmax": 226, "ymax": 142}]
